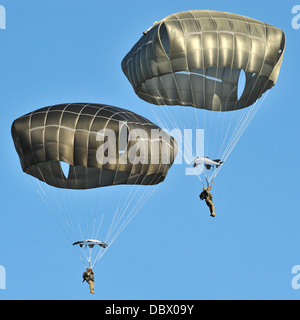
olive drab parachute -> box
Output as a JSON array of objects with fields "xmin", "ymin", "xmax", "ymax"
[
  {"xmin": 12, "ymin": 103, "xmax": 177, "ymax": 267},
  {"xmin": 121, "ymin": 10, "xmax": 285, "ymax": 111},
  {"xmin": 11, "ymin": 103, "xmax": 177, "ymax": 189},
  {"xmin": 121, "ymin": 10, "xmax": 285, "ymax": 186}
]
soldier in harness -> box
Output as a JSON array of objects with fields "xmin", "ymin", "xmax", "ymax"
[
  {"xmin": 199, "ymin": 181, "xmax": 216, "ymax": 217},
  {"xmin": 82, "ymin": 268, "xmax": 95, "ymax": 294}
]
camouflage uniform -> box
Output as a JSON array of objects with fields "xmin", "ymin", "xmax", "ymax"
[
  {"xmin": 199, "ymin": 186, "xmax": 216, "ymax": 217},
  {"xmin": 83, "ymin": 268, "xmax": 95, "ymax": 294}
]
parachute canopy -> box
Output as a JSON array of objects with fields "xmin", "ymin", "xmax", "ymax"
[
  {"xmin": 11, "ymin": 103, "xmax": 177, "ymax": 189},
  {"xmin": 73, "ymin": 239, "xmax": 108, "ymax": 249},
  {"xmin": 122, "ymin": 10, "xmax": 286, "ymax": 112}
]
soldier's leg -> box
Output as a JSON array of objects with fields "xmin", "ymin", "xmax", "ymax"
[
  {"xmin": 88, "ymin": 280, "xmax": 95, "ymax": 293},
  {"xmin": 206, "ymin": 199, "xmax": 216, "ymax": 217}
]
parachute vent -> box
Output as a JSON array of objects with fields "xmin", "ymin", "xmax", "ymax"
[
  {"xmin": 159, "ymin": 23, "xmax": 170, "ymax": 58},
  {"xmin": 237, "ymin": 70, "xmax": 246, "ymax": 101},
  {"xmin": 60, "ymin": 161, "xmax": 69, "ymax": 179}
]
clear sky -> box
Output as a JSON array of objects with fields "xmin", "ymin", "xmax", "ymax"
[{"xmin": 0, "ymin": 0, "xmax": 300, "ymax": 300}]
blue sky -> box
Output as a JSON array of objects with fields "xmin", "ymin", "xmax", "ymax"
[{"xmin": 0, "ymin": 0, "xmax": 300, "ymax": 300}]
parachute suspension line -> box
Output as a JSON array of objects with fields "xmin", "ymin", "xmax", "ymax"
[
  {"xmin": 97, "ymin": 181, "xmax": 160, "ymax": 265},
  {"xmin": 204, "ymin": 25, "xmax": 237, "ymax": 184},
  {"xmin": 206, "ymin": 18, "xmax": 273, "ymax": 184},
  {"xmin": 152, "ymin": 50, "xmax": 197, "ymax": 166},
  {"xmin": 209, "ymin": 109, "xmax": 255, "ymax": 182},
  {"xmin": 108, "ymin": 161, "xmax": 168, "ymax": 257},
  {"xmin": 148, "ymin": 72, "xmax": 195, "ymax": 164},
  {"xmin": 65, "ymin": 167, "xmax": 91, "ymax": 242},
  {"xmin": 222, "ymin": 20, "xmax": 271, "ymax": 154},
  {"xmin": 104, "ymin": 164, "xmax": 147, "ymax": 245},
  {"xmin": 108, "ymin": 183, "xmax": 159, "ymax": 247},
  {"xmin": 93, "ymin": 171, "xmax": 161, "ymax": 266},
  {"xmin": 210, "ymin": 72, "xmax": 271, "ymax": 183},
  {"xmin": 74, "ymin": 168, "xmax": 89, "ymax": 239},
  {"xmin": 152, "ymin": 106, "xmax": 206, "ymax": 189},
  {"xmin": 84, "ymin": 106, "xmax": 108, "ymax": 246},
  {"xmin": 92, "ymin": 181, "xmax": 114, "ymax": 242},
  {"xmin": 92, "ymin": 133, "xmax": 172, "ymax": 266},
  {"xmin": 219, "ymin": 32, "xmax": 273, "ymax": 165},
  {"xmin": 104, "ymin": 184, "xmax": 132, "ymax": 245},
  {"xmin": 150, "ymin": 66, "xmax": 265, "ymax": 187},
  {"xmin": 189, "ymin": 11, "xmax": 203, "ymax": 136},
  {"xmin": 57, "ymin": 166, "xmax": 83, "ymax": 243},
  {"xmin": 85, "ymin": 168, "xmax": 99, "ymax": 243},
  {"xmin": 109, "ymin": 151, "xmax": 145, "ymax": 235},
  {"xmin": 93, "ymin": 184, "xmax": 159, "ymax": 266},
  {"xmin": 209, "ymin": 102, "xmax": 254, "ymax": 182},
  {"xmin": 88, "ymin": 246, "xmax": 93, "ymax": 267},
  {"xmin": 151, "ymin": 95, "xmax": 204, "ymax": 188},
  {"xmin": 93, "ymin": 214, "xmax": 105, "ymax": 245},
  {"xmin": 91, "ymin": 186, "xmax": 108, "ymax": 242},
  {"xmin": 150, "ymin": 83, "xmax": 205, "ymax": 187},
  {"xmin": 222, "ymin": 105, "xmax": 256, "ymax": 160},
  {"xmin": 212, "ymin": 15, "xmax": 273, "ymax": 182},
  {"xmin": 225, "ymin": 91, "xmax": 269, "ymax": 161},
  {"xmin": 79, "ymin": 255, "xmax": 88, "ymax": 269},
  {"xmin": 34, "ymin": 167, "xmax": 78, "ymax": 244},
  {"xmin": 34, "ymin": 165, "xmax": 101, "ymax": 269},
  {"xmin": 77, "ymin": 222, "xmax": 86, "ymax": 245},
  {"xmin": 157, "ymin": 107, "xmax": 194, "ymax": 166},
  {"xmin": 77, "ymin": 180, "xmax": 144, "ymax": 267},
  {"xmin": 35, "ymin": 181, "xmax": 72, "ymax": 244},
  {"xmin": 151, "ymin": 105, "xmax": 188, "ymax": 157},
  {"xmin": 78, "ymin": 182, "xmax": 113, "ymax": 268},
  {"xmin": 103, "ymin": 186, "xmax": 158, "ymax": 260},
  {"xmin": 107, "ymin": 168, "xmax": 156, "ymax": 242},
  {"xmin": 92, "ymin": 159, "xmax": 160, "ymax": 266},
  {"xmin": 80, "ymin": 245, "xmax": 93, "ymax": 268},
  {"xmin": 207, "ymin": 11, "xmax": 219, "ymax": 164},
  {"xmin": 210, "ymin": 22, "xmax": 237, "ymax": 164},
  {"xmin": 212, "ymin": 19, "xmax": 234, "ymax": 162},
  {"xmin": 34, "ymin": 179, "xmax": 92, "ymax": 268},
  {"xmin": 170, "ymin": 69, "xmax": 203, "ymax": 168}
]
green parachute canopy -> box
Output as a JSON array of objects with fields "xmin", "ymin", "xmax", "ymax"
[
  {"xmin": 12, "ymin": 103, "xmax": 177, "ymax": 189},
  {"xmin": 122, "ymin": 10, "xmax": 285, "ymax": 111}
]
